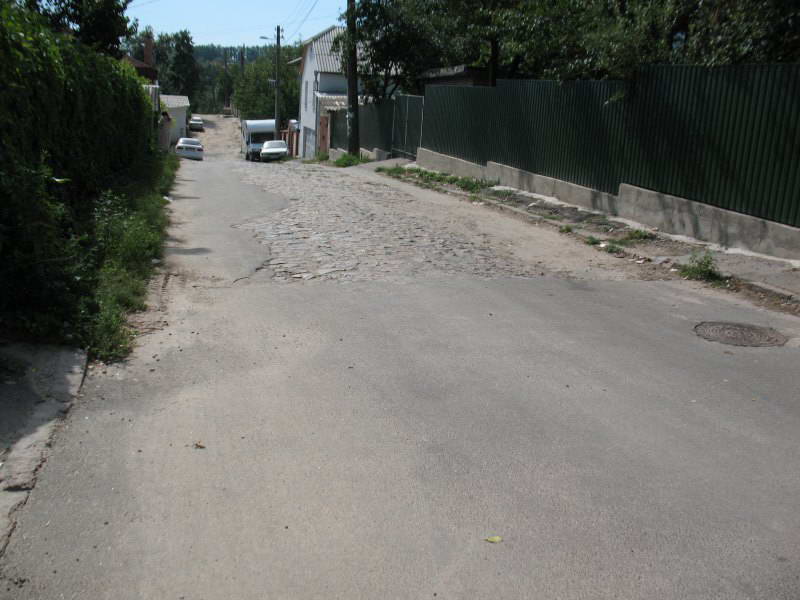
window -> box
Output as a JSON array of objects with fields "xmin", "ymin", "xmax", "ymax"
[{"xmin": 304, "ymin": 81, "xmax": 308, "ymax": 111}]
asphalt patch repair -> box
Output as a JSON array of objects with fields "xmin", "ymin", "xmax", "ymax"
[{"xmin": 694, "ymin": 321, "xmax": 788, "ymax": 347}]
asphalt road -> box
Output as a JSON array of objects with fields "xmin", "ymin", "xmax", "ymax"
[{"xmin": 2, "ymin": 116, "xmax": 799, "ymax": 599}]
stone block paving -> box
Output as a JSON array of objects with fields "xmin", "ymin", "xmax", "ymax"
[{"xmin": 235, "ymin": 161, "xmax": 537, "ymax": 283}]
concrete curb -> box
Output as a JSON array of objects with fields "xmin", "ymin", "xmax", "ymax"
[
  {"xmin": 0, "ymin": 345, "xmax": 87, "ymax": 558},
  {"xmin": 416, "ymin": 147, "xmax": 800, "ymax": 261}
]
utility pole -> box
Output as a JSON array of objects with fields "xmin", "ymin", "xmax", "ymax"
[
  {"xmin": 346, "ymin": 0, "xmax": 359, "ymax": 155},
  {"xmin": 275, "ymin": 25, "xmax": 281, "ymax": 137}
]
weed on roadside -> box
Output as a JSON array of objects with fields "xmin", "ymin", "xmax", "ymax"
[
  {"xmin": 679, "ymin": 251, "xmax": 725, "ymax": 283},
  {"xmin": 334, "ymin": 153, "xmax": 372, "ymax": 168},
  {"xmin": 302, "ymin": 152, "xmax": 330, "ymax": 164},
  {"xmin": 603, "ymin": 243, "xmax": 624, "ymax": 254},
  {"xmin": 86, "ymin": 153, "xmax": 177, "ymax": 360},
  {"xmin": 614, "ymin": 229, "xmax": 657, "ymax": 246},
  {"xmin": 490, "ymin": 188, "xmax": 515, "ymax": 199},
  {"xmin": 624, "ymin": 229, "xmax": 656, "ymax": 241},
  {"xmin": 375, "ymin": 165, "xmax": 405, "ymax": 177},
  {"xmin": 559, "ymin": 225, "xmax": 573, "ymax": 233},
  {"xmin": 585, "ymin": 236, "xmax": 601, "ymax": 245}
]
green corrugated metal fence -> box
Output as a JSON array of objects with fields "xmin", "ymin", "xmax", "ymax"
[
  {"xmin": 421, "ymin": 65, "xmax": 800, "ymax": 227},
  {"xmin": 329, "ymin": 94, "xmax": 424, "ymax": 158}
]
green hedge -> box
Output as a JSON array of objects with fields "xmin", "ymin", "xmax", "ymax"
[{"xmin": 0, "ymin": 5, "xmax": 156, "ymax": 340}]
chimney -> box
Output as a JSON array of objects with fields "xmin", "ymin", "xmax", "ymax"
[{"xmin": 144, "ymin": 34, "xmax": 155, "ymax": 67}]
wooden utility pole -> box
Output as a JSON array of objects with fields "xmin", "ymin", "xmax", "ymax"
[
  {"xmin": 346, "ymin": 0, "xmax": 359, "ymax": 155},
  {"xmin": 275, "ymin": 25, "xmax": 282, "ymax": 136}
]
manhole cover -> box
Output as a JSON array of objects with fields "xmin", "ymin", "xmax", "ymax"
[{"xmin": 694, "ymin": 321, "xmax": 788, "ymax": 347}]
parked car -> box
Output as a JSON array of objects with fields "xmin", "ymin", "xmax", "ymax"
[
  {"xmin": 260, "ymin": 140, "xmax": 288, "ymax": 162},
  {"xmin": 189, "ymin": 116, "xmax": 204, "ymax": 131},
  {"xmin": 175, "ymin": 137, "xmax": 203, "ymax": 160}
]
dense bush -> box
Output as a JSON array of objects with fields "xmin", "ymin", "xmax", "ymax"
[{"xmin": 0, "ymin": 4, "xmax": 163, "ymax": 353}]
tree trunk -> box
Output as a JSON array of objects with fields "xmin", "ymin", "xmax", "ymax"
[
  {"xmin": 346, "ymin": 0, "xmax": 360, "ymax": 155},
  {"xmin": 489, "ymin": 38, "xmax": 499, "ymax": 87}
]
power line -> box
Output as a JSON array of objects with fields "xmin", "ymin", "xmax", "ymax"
[
  {"xmin": 284, "ymin": 0, "xmax": 313, "ymax": 25},
  {"xmin": 286, "ymin": 0, "xmax": 321, "ymax": 41}
]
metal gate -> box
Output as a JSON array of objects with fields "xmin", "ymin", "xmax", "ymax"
[{"xmin": 391, "ymin": 94, "xmax": 424, "ymax": 158}]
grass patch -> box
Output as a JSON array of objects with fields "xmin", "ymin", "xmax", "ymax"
[
  {"xmin": 679, "ymin": 251, "xmax": 725, "ymax": 283},
  {"xmin": 559, "ymin": 225, "xmax": 573, "ymax": 233},
  {"xmin": 400, "ymin": 167, "xmax": 494, "ymax": 193},
  {"xmin": 585, "ymin": 236, "xmax": 601, "ymax": 245},
  {"xmin": 375, "ymin": 165, "xmax": 405, "ymax": 177},
  {"xmin": 490, "ymin": 188, "xmax": 515, "ymax": 199},
  {"xmin": 334, "ymin": 152, "xmax": 372, "ymax": 168},
  {"xmin": 302, "ymin": 152, "xmax": 329, "ymax": 164},
  {"xmin": 614, "ymin": 228, "xmax": 657, "ymax": 246},
  {"xmin": 603, "ymin": 243, "xmax": 624, "ymax": 254},
  {"xmin": 623, "ymin": 228, "xmax": 656, "ymax": 241}
]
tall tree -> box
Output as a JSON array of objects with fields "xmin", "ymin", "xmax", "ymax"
[
  {"xmin": 231, "ymin": 44, "xmax": 300, "ymax": 120},
  {"xmin": 24, "ymin": 0, "xmax": 134, "ymax": 57},
  {"xmin": 163, "ymin": 30, "xmax": 199, "ymax": 99},
  {"xmin": 333, "ymin": 0, "xmax": 442, "ymax": 99}
]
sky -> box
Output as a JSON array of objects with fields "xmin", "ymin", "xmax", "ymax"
[{"xmin": 126, "ymin": 0, "xmax": 346, "ymax": 46}]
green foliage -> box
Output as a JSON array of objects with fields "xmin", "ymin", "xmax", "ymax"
[
  {"xmin": 334, "ymin": 153, "xmax": 372, "ymax": 167},
  {"xmin": 334, "ymin": 0, "xmax": 444, "ymax": 98},
  {"xmin": 0, "ymin": 3, "xmax": 166, "ymax": 356},
  {"xmin": 375, "ymin": 165, "xmax": 405, "ymax": 177},
  {"xmin": 124, "ymin": 26, "xmax": 201, "ymax": 101},
  {"xmin": 26, "ymin": 0, "xmax": 134, "ymax": 57},
  {"xmin": 232, "ymin": 44, "xmax": 301, "ymax": 121},
  {"xmin": 623, "ymin": 229, "xmax": 657, "ymax": 241},
  {"xmin": 679, "ymin": 251, "xmax": 724, "ymax": 282},
  {"xmin": 585, "ymin": 236, "xmax": 601, "ymax": 245},
  {"xmin": 351, "ymin": 0, "xmax": 800, "ymax": 83},
  {"xmin": 559, "ymin": 225, "xmax": 573, "ymax": 233}
]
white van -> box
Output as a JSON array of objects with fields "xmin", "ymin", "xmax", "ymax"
[{"xmin": 242, "ymin": 119, "xmax": 276, "ymax": 161}]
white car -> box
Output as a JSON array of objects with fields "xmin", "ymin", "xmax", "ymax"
[
  {"xmin": 189, "ymin": 116, "xmax": 204, "ymax": 131},
  {"xmin": 175, "ymin": 137, "xmax": 203, "ymax": 160},
  {"xmin": 260, "ymin": 140, "xmax": 288, "ymax": 161}
]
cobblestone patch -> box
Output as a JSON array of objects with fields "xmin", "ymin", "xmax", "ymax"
[{"xmin": 234, "ymin": 161, "xmax": 536, "ymax": 283}]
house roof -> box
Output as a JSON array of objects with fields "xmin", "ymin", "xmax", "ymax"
[
  {"xmin": 123, "ymin": 55, "xmax": 158, "ymax": 82},
  {"xmin": 315, "ymin": 92, "xmax": 367, "ymax": 112},
  {"xmin": 304, "ymin": 25, "xmax": 346, "ymax": 74},
  {"xmin": 161, "ymin": 95, "xmax": 191, "ymax": 108},
  {"xmin": 315, "ymin": 92, "xmax": 348, "ymax": 112}
]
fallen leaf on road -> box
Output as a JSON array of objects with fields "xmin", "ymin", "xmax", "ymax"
[
  {"xmin": 485, "ymin": 536, "xmax": 503, "ymax": 543},
  {"xmin": 193, "ymin": 441, "xmax": 206, "ymax": 449}
]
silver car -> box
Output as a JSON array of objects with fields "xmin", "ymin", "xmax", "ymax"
[
  {"xmin": 260, "ymin": 140, "xmax": 288, "ymax": 161},
  {"xmin": 189, "ymin": 116, "xmax": 204, "ymax": 131},
  {"xmin": 175, "ymin": 137, "xmax": 203, "ymax": 160}
]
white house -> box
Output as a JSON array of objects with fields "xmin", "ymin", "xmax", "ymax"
[
  {"xmin": 292, "ymin": 26, "xmax": 361, "ymax": 158},
  {"xmin": 161, "ymin": 95, "xmax": 191, "ymax": 144}
]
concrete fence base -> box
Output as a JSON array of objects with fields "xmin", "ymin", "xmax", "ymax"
[
  {"xmin": 328, "ymin": 147, "xmax": 391, "ymax": 162},
  {"xmin": 415, "ymin": 147, "xmax": 800, "ymax": 259}
]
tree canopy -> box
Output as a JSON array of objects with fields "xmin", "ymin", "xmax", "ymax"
[
  {"xmin": 22, "ymin": 0, "xmax": 134, "ymax": 57},
  {"xmin": 231, "ymin": 43, "xmax": 302, "ymax": 120},
  {"xmin": 345, "ymin": 0, "xmax": 800, "ymax": 94}
]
